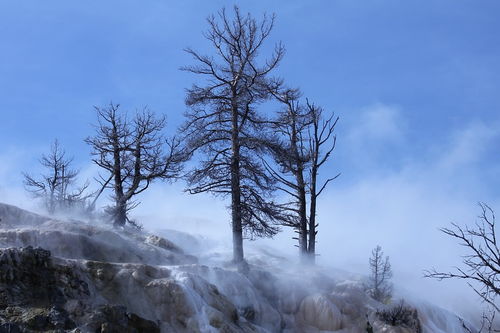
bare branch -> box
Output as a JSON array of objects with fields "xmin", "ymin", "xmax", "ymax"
[
  {"xmin": 86, "ymin": 103, "xmax": 185, "ymax": 226},
  {"xmin": 425, "ymin": 203, "xmax": 500, "ymax": 330}
]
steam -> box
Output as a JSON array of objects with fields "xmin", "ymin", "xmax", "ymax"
[
  {"xmin": 1, "ymin": 103, "xmax": 498, "ymax": 326},
  {"xmin": 133, "ymin": 104, "xmax": 500, "ymax": 324}
]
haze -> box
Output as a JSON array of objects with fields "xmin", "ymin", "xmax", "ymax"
[{"xmin": 1, "ymin": 0, "xmax": 499, "ymax": 323}]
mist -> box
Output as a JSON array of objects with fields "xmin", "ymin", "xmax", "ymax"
[
  {"xmin": 1, "ymin": 2, "xmax": 499, "ymax": 330},
  {"xmin": 1, "ymin": 102, "xmax": 498, "ymax": 326},
  {"xmin": 1, "ymin": 103, "xmax": 497, "ymax": 325},
  {"xmin": 116, "ymin": 103, "xmax": 499, "ymax": 323}
]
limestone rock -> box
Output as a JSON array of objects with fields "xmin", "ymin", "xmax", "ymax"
[
  {"xmin": 80, "ymin": 304, "xmax": 160, "ymax": 333},
  {"xmin": 296, "ymin": 294, "xmax": 343, "ymax": 331},
  {"xmin": 145, "ymin": 235, "xmax": 182, "ymax": 253}
]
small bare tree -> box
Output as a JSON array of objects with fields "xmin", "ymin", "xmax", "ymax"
[
  {"xmin": 376, "ymin": 300, "xmax": 422, "ymax": 332},
  {"xmin": 425, "ymin": 202, "xmax": 500, "ymax": 332},
  {"xmin": 23, "ymin": 139, "xmax": 91, "ymax": 214},
  {"xmin": 85, "ymin": 103, "xmax": 184, "ymax": 227},
  {"xmin": 368, "ymin": 245, "xmax": 393, "ymax": 303},
  {"xmin": 181, "ymin": 6, "xmax": 285, "ymax": 264}
]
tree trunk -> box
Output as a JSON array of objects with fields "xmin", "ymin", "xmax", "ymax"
[
  {"xmin": 231, "ymin": 166, "xmax": 244, "ymax": 263},
  {"xmin": 289, "ymin": 115, "xmax": 308, "ymax": 261},
  {"xmin": 308, "ymin": 194, "xmax": 317, "ymax": 264},
  {"xmin": 114, "ymin": 199, "xmax": 127, "ymax": 226},
  {"xmin": 308, "ymin": 167, "xmax": 318, "ymax": 264},
  {"xmin": 112, "ymin": 129, "xmax": 125, "ymax": 226},
  {"xmin": 231, "ymin": 97, "xmax": 244, "ymax": 264},
  {"xmin": 296, "ymin": 170, "xmax": 308, "ymax": 261},
  {"xmin": 48, "ymin": 192, "xmax": 56, "ymax": 215}
]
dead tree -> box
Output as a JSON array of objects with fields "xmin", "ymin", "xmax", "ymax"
[
  {"xmin": 85, "ymin": 103, "xmax": 184, "ymax": 227},
  {"xmin": 425, "ymin": 203, "xmax": 500, "ymax": 332},
  {"xmin": 368, "ymin": 245, "xmax": 393, "ymax": 303},
  {"xmin": 376, "ymin": 300, "xmax": 422, "ymax": 332},
  {"xmin": 265, "ymin": 91, "xmax": 338, "ymax": 263},
  {"xmin": 23, "ymin": 139, "xmax": 90, "ymax": 214},
  {"xmin": 265, "ymin": 87, "xmax": 311, "ymax": 260},
  {"xmin": 181, "ymin": 7, "xmax": 285, "ymax": 264},
  {"xmin": 307, "ymin": 101, "xmax": 339, "ymax": 262}
]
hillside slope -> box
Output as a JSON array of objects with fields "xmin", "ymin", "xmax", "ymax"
[{"xmin": 0, "ymin": 203, "xmax": 472, "ymax": 332}]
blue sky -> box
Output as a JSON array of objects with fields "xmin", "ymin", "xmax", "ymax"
[{"xmin": 1, "ymin": 0, "xmax": 500, "ymax": 317}]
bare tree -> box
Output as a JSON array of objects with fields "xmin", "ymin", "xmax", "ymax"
[
  {"xmin": 23, "ymin": 139, "xmax": 90, "ymax": 214},
  {"xmin": 425, "ymin": 203, "xmax": 500, "ymax": 332},
  {"xmin": 265, "ymin": 88, "xmax": 339, "ymax": 263},
  {"xmin": 181, "ymin": 6, "xmax": 285, "ymax": 264},
  {"xmin": 85, "ymin": 103, "xmax": 184, "ymax": 227},
  {"xmin": 307, "ymin": 101, "xmax": 339, "ymax": 262},
  {"xmin": 376, "ymin": 300, "xmax": 422, "ymax": 332},
  {"xmin": 368, "ymin": 245, "xmax": 393, "ymax": 303},
  {"xmin": 459, "ymin": 310, "xmax": 498, "ymax": 333},
  {"xmin": 265, "ymin": 87, "xmax": 311, "ymax": 259}
]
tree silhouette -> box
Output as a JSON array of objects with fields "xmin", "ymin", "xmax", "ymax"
[
  {"xmin": 368, "ymin": 245, "xmax": 393, "ymax": 303},
  {"xmin": 181, "ymin": 6, "xmax": 285, "ymax": 264},
  {"xmin": 86, "ymin": 103, "xmax": 184, "ymax": 226},
  {"xmin": 23, "ymin": 139, "xmax": 90, "ymax": 214}
]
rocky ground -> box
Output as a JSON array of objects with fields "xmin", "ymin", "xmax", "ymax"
[{"xmin": 0, "ymin": 203, "xmax": 471, "ymax": 332}]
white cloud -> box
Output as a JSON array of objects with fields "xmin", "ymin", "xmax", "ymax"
[
  {"xmin": 346, "ymin": 103, "xmax": 405, "ymax": 146},
  {"xmin": 437, "ymin": 121, "xmax": 500, "ymax": 170},
  {"xmin": 339, "ymin": 103, "xmax": 408, "ymax": 171}
]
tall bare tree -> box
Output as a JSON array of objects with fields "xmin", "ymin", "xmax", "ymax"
[
  {"xmin": 181, "ymin": 7, "xmax": 285, "ymax": 264},
  {"xmin": 425, "ymin": 203, "xmax": 500, "ymax": 332},
  {"xmin": 307, "ymin": 101, "xmax": 339, "ymax": 262},
  {"xmin": 85, "ymin": 103, "xmax": 184, "ymax": 227},
  {"xmin": 265, "ymin": 90, "xmax": 338, "ymax": 262},
  {"xmin": 368, "ymin": 245, "xmax": 393, "ymax": 303},
  {"xmin": 265, "ymin": 87, "xmax": 311, "ymax": 259},
  {"xmin": 23, "ymin": 139, "xmax": 90, "ymax": 214}
]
